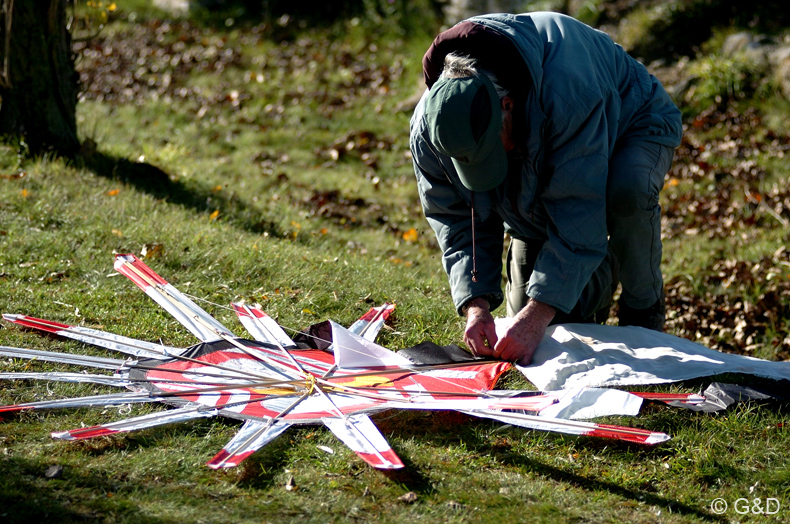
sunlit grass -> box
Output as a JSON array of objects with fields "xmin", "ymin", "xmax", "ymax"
[{"xmin": 1, "ymin": 3, "xmax": 789, "ymax": 523}]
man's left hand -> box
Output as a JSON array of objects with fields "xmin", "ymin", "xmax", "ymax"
[{"xmin": 493, "ymin": 299, "xmax": 556, "ymax": 365}]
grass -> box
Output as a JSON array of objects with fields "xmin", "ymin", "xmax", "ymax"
[{"xmin": 1, "ymin": 2, "xmax": 789, "ymax": 523}]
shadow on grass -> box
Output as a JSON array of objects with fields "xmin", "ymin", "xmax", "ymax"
[
  {"xmin": 0, "ymin": 455, "xmax": 177, "ymax": 524},
  {"xmin": 81, "ymin": 150, "xmax": 282, "ymax": 237},
  {"xmin": 235, "ymin": 433, "xmax": 298, "ymax": 489},
  {"xmin": 233, "ymin": 425, "xmax": 436, "ymax": 493},
  {"xmin": 377, "ymin": 411, "xmax": 726, "ymax": 521},
  {"xmin": 380, "ymin": 455, "xmax": 434, "ymax": 495},
  {"xmin": 494, "ymin": 449, "xmax": 726, "ymax": 522}
]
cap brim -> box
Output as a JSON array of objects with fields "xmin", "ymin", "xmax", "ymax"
[{"xmin": 451, "ymin": 140, "xmax": 507, "ymax": 192}]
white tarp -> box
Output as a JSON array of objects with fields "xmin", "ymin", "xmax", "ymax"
[{"xmin": 502, "ymin": 322, "xmax": 790, "ymax": 391}]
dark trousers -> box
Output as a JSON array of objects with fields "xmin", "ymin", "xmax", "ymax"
[
  {"xmin": 505, "ymin": 139, "xmax": 675, "ymax": 322},
  {"xmin": 505, "ymin": 237, "xmax": 617, "ymax": 323}
]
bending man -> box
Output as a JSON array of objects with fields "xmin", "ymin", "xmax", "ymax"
[{"xmin": 409, "ymin": 12, "xmax": 683, "ymax": 364}]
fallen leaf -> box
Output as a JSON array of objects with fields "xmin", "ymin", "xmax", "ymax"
[
  {"xmin": 140, "ymin": 243, "xmax": 164, "ymax": 259},
  {"xmin": 398, "ymin": 491, "xmax": 418, "ymax": 504},
  {"xmin": 285, "ymin": 475, "xmax": 297, "ymax": 491},
  {"xmin": 402, "ymin": 228, "xmax": 418, "ymax": 242},
  {"xmin": 42, "ymin": 271, "xmax": 66, "ymax": 283}
]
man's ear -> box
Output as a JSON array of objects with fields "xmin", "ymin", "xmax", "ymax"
[{"xmin": 501, "ymin": 96, "xmax": 514, "ymax": 113}]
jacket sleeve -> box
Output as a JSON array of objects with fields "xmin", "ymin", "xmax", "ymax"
[
  {"xmin": 527, "ymin": 92, "xmax": 611, "ymax": 313},
  {"xmin": 411, "ymin": 131, "xmax": 505, "ymax": 315}
]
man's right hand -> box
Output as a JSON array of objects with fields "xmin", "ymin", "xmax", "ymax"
[{"xmin": 462, "ymin": 297, "xmax": 498, "ymax": 357}]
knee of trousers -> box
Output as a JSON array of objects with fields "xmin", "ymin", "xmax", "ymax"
[
  {"xmin": 607, "ymin": 141, "xmax": 674, "ymax": 218},
  {"xmin": 607, "ymin": 185, "xmax": 659, "ymax": 219}
]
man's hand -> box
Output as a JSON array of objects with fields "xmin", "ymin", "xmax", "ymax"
[
  {"xmin": 493, "ymin": 299, "xmax": 556, "ymax": 365},
  {"xmin": 462, "ymin": 297, "xmax": 498, "ymax": 357}
]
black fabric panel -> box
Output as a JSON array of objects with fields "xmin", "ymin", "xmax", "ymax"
[
  {"xmin": 292, "ymin": 320, "xmax": 333, "ymax": 351},
  {"xmin": 396, "ymin": 341, "xmax": 493, "ymax": 365}
]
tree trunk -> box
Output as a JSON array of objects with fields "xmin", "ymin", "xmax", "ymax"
[{"xmin": 0, "ymin": 0, "xmax": 79, "ymax": 156}]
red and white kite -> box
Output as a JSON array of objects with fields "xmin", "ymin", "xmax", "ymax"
[{"xmin": 1, "ymin": 255, "xmax": 695, "ymax": 470}]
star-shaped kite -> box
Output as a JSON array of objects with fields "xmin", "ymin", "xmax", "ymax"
[{"xmin": 1, "ymin": 255, "xmax": 693, "ymax": 470}]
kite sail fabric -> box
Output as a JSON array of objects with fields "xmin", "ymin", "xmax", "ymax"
[
  {"xmin": 123, "ymin": 337, "xmax": 517, "ymax": 425},
  {"xmin": 1, "ymin": 254, "xmax": 685, "ymax": 471},
  {"xmin": 510, "ymin": 322, "xmax": 790, "ymax": 391}
]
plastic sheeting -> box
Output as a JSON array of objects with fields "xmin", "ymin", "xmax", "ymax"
[{"xmin": 507, "ymin": 322, "xmax": 790, "ymax": 391}]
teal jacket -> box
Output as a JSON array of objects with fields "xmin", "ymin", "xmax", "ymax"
[{"xmin": 410, "ymin": 12, "xmax": 683, "ymax": 315}]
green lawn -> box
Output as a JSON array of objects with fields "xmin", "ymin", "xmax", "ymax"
[{"xmin": 0, "ymin": 3, "xmax": 788, "ymax": 523}]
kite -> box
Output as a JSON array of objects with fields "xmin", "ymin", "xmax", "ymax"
[{"xmin": 0, "ymin": 255, "xmax": 700, "ymax": 470}]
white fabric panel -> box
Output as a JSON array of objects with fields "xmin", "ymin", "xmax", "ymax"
[
  {"xmin": 504, "ymin": 322, "xmax": 790, "ymax": 391},
  {"xmin": 331, "ymin": 322, "xmax": 413, "ymax": 369}
]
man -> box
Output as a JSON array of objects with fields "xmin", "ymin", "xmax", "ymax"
[{"xmin": 409, "ymin": 12, "xmax": 683, "ymax": 364}]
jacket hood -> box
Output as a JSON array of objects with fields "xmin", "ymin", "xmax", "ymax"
[{"xmin": 466, "ymin": 14, "xmax": 545, "ymax": 90}]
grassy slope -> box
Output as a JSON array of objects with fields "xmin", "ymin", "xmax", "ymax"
[{"xmin": 1, "ymin": 3, "xmax": 789, "ymax": 523}]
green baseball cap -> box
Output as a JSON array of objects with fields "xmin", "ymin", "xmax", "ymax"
[{"xmin": 423, "ymin": 74, "xmax": 506, "ymax": 192}]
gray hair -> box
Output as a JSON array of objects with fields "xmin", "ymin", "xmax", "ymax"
[{"xmin": 441, "ymin": 52, "xmax": 509, "ymax": 99}]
